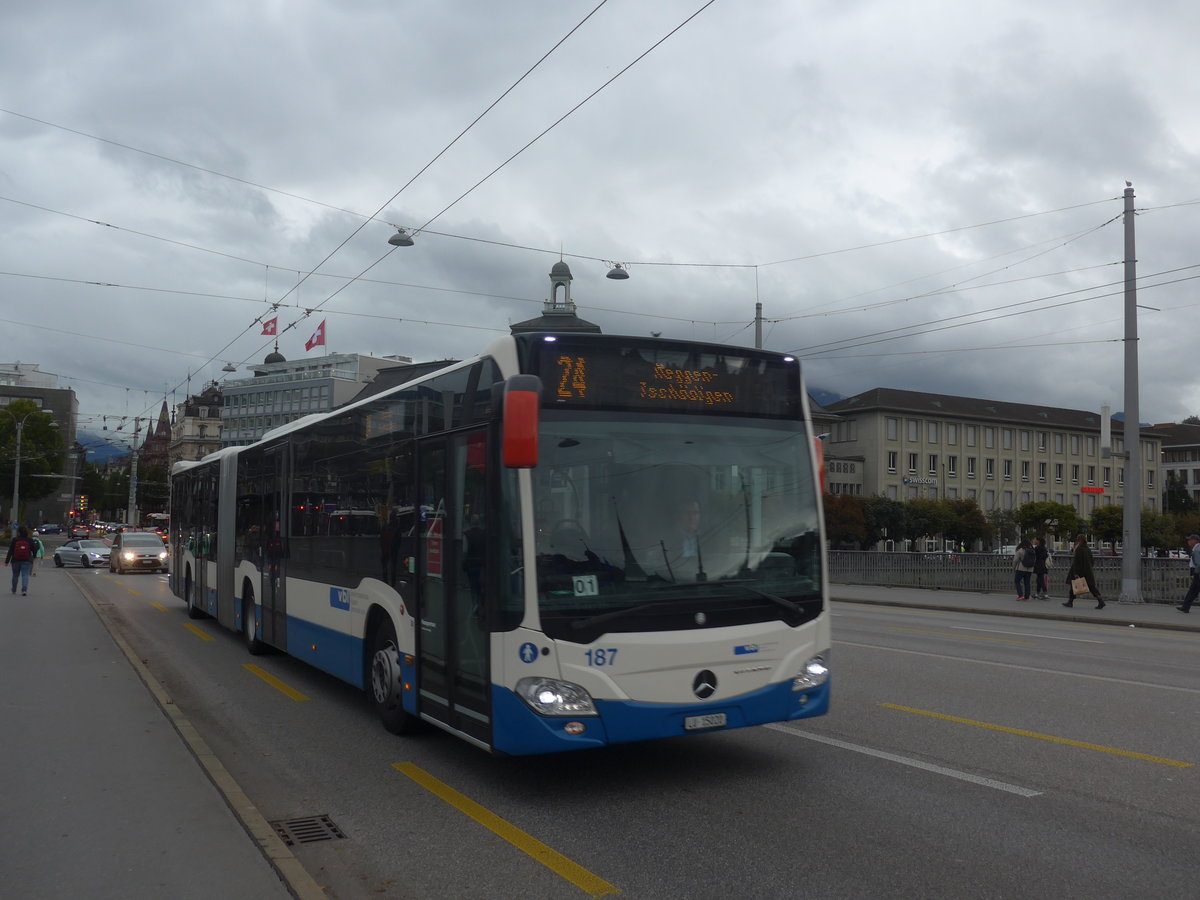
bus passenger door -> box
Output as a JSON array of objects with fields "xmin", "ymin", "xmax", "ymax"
[
  {"xmin": 259, "ymin": 446, "xmax": 288, "ymax": 648},
  {"xmin": 416, "ymin": 431, "xmax": 491, "ymax": 746}
]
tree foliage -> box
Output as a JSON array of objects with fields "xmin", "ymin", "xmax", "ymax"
[
  {"xmin": 823, "ymin": 493, "xmax": 867, "ymax": 548},
  {"xmin": 0, "ymin": 400, "xmax": 66, "ymax": 515},
  {"xmin": 1014, "ymin": 501, "xmax": 1080, "ymax": 541}
]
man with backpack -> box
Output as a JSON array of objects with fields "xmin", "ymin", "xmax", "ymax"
[{"xmin": 5, "ymin": 526, "xmax": 36, "ymax": 595}]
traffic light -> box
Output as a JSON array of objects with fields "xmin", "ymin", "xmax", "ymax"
[{"xmin": 79, "ymin": 494, "xmax": 88, "ymax": 512}]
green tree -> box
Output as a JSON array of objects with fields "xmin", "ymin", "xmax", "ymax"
[
  {"xmin": 1142, "ymin": 511, "xmax": 1174, "ymax": 550},
  {"xmin": 1164, "ymin": 473, "xmax": 1194, "ymax": 514},
  {"xmin": 986, "ymin": 508, "xmax": 1019, "ymax": 549},
  {"xmin": 1090, "ymin": 505, "xmax": 1124, "ymax": 545},
  {"xmin": 941, "ymin": 498, "xmax": 988, "ymax": 550},
  {"xmin": 903, "ymin": 498, "xmax": 947, "ymax": 549},
  {"xmin": 863, "ymin": 496, "xmax": 907, "ymax": 549},
  {"xmin": 1183, "ymin": 415, "xmax": 1200, "ymax": 425},
  {"xmin": 823, "ymin": 493, "xmax": 867, "ymax": 548},
  {"xmin": 0, "ymin": 400, "xmax": 65, "ymax": 519},
  {"xmin": 1014, "ymin": 501, "xmax": 1080, "ymax": 542}
]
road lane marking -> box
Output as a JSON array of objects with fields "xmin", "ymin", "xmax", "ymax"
[
  {"xmin": 836, "ymin": 639, "xmax": 1200, "ymax": 695},
  {"xmin": 126, "ymin": 587, "xmax": 142, "ymax": 596},
  {"xmin": 393, "ymin": 762, "xmax": 620, "ymax": 897},
  {"xmin": 183, "ymin": 622, "xmax": 215, "ymax": 642},
  {"xmin": 243, "ymin": 663, "xmax": 309, "ymax": 701},
  {"xmin": 880, "ymin": 703, "xmax": 1193, "ymax": 768},
  {"xmin": 948, "ymin": 626, "xmax": 1104, "ymax": 643},
  {"xmin": 765, "ymin": 725, "xmax": 1042, "ymax": 797},
  {"xmin": 150, "ymin": 601, "xmax": 168, "ymax": 612},
  {"xmin": 887, "ymin": 626, "xmax": 1035, "ymax": 645}
]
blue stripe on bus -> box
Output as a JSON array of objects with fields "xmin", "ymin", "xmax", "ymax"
[
  {"xmin": 285, "ymin": 616, "xmax": 365, "ymax": 688},
  {"xmin": 489, "ymin": 678, "xmax": 830, "ymax": 756}
]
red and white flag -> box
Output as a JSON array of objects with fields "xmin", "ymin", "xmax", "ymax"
[
  {"xmin": 261, "ymin": 316, "xmax": 278, "ymax": 336},
  {"xmin": 305, "ymin": 319, "xmax": 326, "ymax": 351}
]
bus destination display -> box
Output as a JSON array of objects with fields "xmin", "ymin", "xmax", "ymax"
[{"xmin": 535, "ymin": 339, "xmax": 799, "ymax": 418}]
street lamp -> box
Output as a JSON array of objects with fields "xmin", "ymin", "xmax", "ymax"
[{"xmin": 3, "ymin": 410, "xmax": 57, "ymax": 530}]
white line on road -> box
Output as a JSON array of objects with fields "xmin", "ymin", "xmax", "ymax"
[
  {"xmin": 948, "ymin": 625, "xmax": 1105, "ymax": 643},
  {"xmin": 765, "ymin": 724, "xmax": 1043, "ymax": 797},
  {"xmin": 836, "ymin": 640, "xmax": 1200, "ymax": 695}
]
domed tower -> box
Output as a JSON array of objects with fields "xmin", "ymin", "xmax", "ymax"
[{"xmin": 510, "ymin": 261, "xmax": 601, "ymax": 334}]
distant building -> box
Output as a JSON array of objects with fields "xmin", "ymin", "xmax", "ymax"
[
  {"xmin": 220, "ymin": 349, "xmax": 411, "ymax": 447},
  {"xmin": 0, "ymin": 361, "xmax": 80, "ymax": 525},
  {"xmin": 170, "ymin": 382, "xmax": 224, "ymax": 466},
  {"xmin": 1147, "ymin": 421, "xmax": 1200, "ymax": 508},
  {"xmin": 824, "ymin": 387, "xmax": 1162, "ymax": 516}
]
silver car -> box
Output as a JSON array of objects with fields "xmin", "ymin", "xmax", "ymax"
[{"xmin": 54, "ymin": 540, "xmax": 112, "ymax": 568}]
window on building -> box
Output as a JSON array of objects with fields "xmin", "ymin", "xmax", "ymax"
[
  {"xmin": 967, "ymin": 488, "xmax": 977, "ymax": 500},
  {"xmin": 1104, "ymin": 467, "xmax": 1111, "ymax": 486},
  {"xmin": 947, "ymin": 423, "xmax": 958, "ymax": 445},
  {"xmin": 1037, "ymin": 431, "xmax": 1047, "ymax": 451},
  {"xmin": 1003, "ymin": 491, "xmax": 1013, "ymax": 509},
  {"xmin": 1002, "ymin": 459, "xmax": 1012, "ymax": 479},
  {"xmin": 984, "ymin": 427, "xmax": 995, "ymax": 449},
  {"xmin": 887, "ymin": 451, "xmax": 898, "ymax": 473},
  {"xmin": 985, "ymin": 458, "xmax": 995, "ymax": 478},
  {"xmin": 1038, "ymin": 461, "xmax": 1047, "ymax": 482},
  {"xmin": 928, "ymin": 454, "xmax": 938, "ymax": 475},
  {"xmin": 908, "ymin": 453, "xmax": 918, "ymax": 474},
  {"xmin": 948, "ymin": 487, "xmax": 958, "ymax": 499},
  {"xmin": 1055, "ymin": 463, "xmax": 1064, "ymax": 483},
  {"xmin": 947, "ymin": 455, "xmax": 958, "ymax": 476},
  {"xmin": 1071, "ymin": 464, "xmax": 1080, "ymax": 484},
  {"xmin": 1019, "ymin": 430, "xmax": 1030, "ymax": 452},
  {"xmin": 1086, "ymin": 436, "xmax": 1096, "ymax": 456},
  {"xmin": 1087, "ymin": 465, "xmax": 1096, "ymax": 485},
  {"xmin": 1148, "ymin": 470, "xmax": 1155, "ymax": 489},
  {"xmin": 887, "ymin": 485, "xmax": 898, "ymax": 500},
  {"xmin": 966, "ymin": 425, "xmax": 977, "ymax": 447},
  {"xmin": 1119, "ymin": 466, "xmax": 1125, "ymax": 486},
  {"xmin": 984, "ymin": 489, "xmax": 995, "ymax": 509},
  {"xmin": 907, "ymin": 420, "xmax": 919, "ymax": 442},
  {"xmin": 927, "ymin": 422, "xmax": 939, "ymax": 443},
  {"xmin": 1070, "ymin": 435, "xmax": 1080, "ymax": 455},
  {"xmin": 1021, "ymin": 460, "xmax": 1030, "ymax": 481},
  {"xmin": 886, "ymin": 417, "xmax": 898, "ymax": 441},
  {"xmin": 1055, "ymin": 433, "xmax": 1064, "ymax": 453},
  {"xmin": 967, "ymin": 457, "xmax": 976, "ymax": 478},
  {"xmin": 1002, "ymin": 428, "xmax": 1013, "ymax": 450}
]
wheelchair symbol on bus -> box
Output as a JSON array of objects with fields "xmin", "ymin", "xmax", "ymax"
[{"xmin": 519, "ymin": 642, "xmax": 538, "ymax": 663}]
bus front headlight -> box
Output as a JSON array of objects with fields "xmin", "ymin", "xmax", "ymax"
[
  {"xmin": 515, "ymin": 677, "xmax": 598, "ymax": 717},
  {"xmin": 792, "ymin": 654, "xmax": 829, "ymax": 691}
]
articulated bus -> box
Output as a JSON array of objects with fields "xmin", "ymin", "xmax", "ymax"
[{"xmin": 169, "ymin": 331, "xmax": 830, "ymax": 755}]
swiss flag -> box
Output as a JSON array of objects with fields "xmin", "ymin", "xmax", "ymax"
[
  {"xmin": 305, "ymin": 319, "xmax": 326, "ymax": 351},
  {"xmin": 261, "ymin": 316, "xmax": 278, "ymax": 336}
]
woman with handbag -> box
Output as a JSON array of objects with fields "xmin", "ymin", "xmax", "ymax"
[{"xmin": 1063, "ymin": 534, "xmax": 1105, "ymax": 610}]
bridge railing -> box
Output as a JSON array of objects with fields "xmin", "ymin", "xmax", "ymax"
[{"xmin": 828, "ymin": 550, "xmax": 1190, "ymax": 604}]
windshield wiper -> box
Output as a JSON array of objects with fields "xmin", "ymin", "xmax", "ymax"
[
  {"xmin": 703, "ymin": 578, "xmax": 802, "ymax": 615},
  {"xmin": 568, "ymin": 597, "xmax": 695, "ymax": 632}
]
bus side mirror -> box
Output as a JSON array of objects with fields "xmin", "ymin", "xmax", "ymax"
[{"xmin": 503, "ymin": 375, "xmax": 541, "ymax": 468}]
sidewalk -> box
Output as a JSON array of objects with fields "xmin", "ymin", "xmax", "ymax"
[
  {"xmin": 0, "ymin": 564, "xmax": 318, "ymax": 900},
  {"xmin": 832, "ymin": 582, "xmax": 1200, "ymax": 632}
]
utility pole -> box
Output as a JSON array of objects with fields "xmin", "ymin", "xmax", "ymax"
[
  {"xmin": 754, "ymin": 301, "xmax": 763, "ymax": 349},
  {"xmin": 127, "ymin": 418, "xmax": 141, "ymax": 527},
  {"xmin": 1119, "ymin": 184, "xmax": 1143, "ymax": 603}
]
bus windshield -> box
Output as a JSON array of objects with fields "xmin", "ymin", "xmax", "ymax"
[{"xmin": 532, "ymin": 412, "xmax": 822, "ymax": 641}]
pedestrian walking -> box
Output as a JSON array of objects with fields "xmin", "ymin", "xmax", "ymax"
[
  {"xmin": 1033, "ymin": 536, "xmax": 1051, "ymax": 600},
  {"xmin": 5, "ymin": 526, "xmax": 36, "ymax": 595},
  {"xmin": 1013, "ymin": 539, "xmax": 1035, "ymax": 600},
  {"xmin": 30, "ymin": 531, "xmax": 44, "ymax": 576},
  {"xmin": 1175, "ymin": 533, "xmax": 1200, "ymax": 613},
  {"xmin": 1063, "ymin": 533, "xmax": 1105, "ymax": 610}
]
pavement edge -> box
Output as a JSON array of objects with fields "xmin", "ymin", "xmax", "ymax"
[{"xmin": 75, "ymin": 577, "xmax": 328, "ymax": 900}]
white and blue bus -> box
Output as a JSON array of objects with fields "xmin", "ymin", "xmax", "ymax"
[{"xmin": 169, "ymin": 331, "xmax": 830, "ymax": 755}]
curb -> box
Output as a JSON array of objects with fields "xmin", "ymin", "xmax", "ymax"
[{"xmin": 75, "ymin": 576, "xmax": 328, "ymax": 900}]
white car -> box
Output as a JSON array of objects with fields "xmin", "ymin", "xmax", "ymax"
[{"xmin": 54, "ymin": 540, "xmax": 112, "ymax": 568}]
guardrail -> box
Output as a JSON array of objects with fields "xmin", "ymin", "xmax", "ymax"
[{"xmin": 828, "ymin": 550, "xmax": 1191, "ymax": 604}]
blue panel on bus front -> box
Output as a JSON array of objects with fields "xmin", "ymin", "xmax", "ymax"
[
  {"xmin": 490, "ymin": 679, "xmax": 830, "ymax": 756},
  {"xmin": 286, "ymin": 617, "xmax": 364, "ymax": 689}
]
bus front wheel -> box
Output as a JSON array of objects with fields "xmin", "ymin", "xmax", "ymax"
[
  {"xmin": 370, "ymin": 620, "xmax": 417, "ymax": 735},
  {"xmin": 186, "ymin": 572, "xmax": 205, "ymax": 619},
  {"xmin": 243, "ymin": 590, "xmax": 265, "ymax": 655}
]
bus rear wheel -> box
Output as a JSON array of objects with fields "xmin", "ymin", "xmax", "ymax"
[
  {"xmin": 243, "ymin": 590, "xmax": 265, "ymax": 655},
  {"xmin": 370, "ymin": 620, "xmax": 417, "ymax": 735},
  {"xmin": 186, "ymin": 571, "xmax": 205, "ymax": 619}
]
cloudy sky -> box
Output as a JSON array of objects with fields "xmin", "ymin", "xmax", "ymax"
[{"xmin": 3, "ymin": 0, "xmax": 1199, "ymax": 447}]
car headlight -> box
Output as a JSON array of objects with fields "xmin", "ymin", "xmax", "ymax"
[
  {"xmin": 792, "ymin": 654, "xmax": 829, "ymax": 691},
  {"xmin": 158, "ymin": 551, "xmax": 168, "ymax": 560},
  {"xmin": 122, "ymin": 551, "xmax": 136, "ymax": 561},
  {"xmin": 515, "ymin": 677, "xmax": 598, "ymax": 717}
]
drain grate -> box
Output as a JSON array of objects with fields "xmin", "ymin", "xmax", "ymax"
[{"xmin": 270, "ymin": 814, "xmax": 346, "ymax": 846}]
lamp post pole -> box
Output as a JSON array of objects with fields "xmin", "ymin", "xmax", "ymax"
[{"xmin": 9, "ymin": 417, "xmax": 24, "ymax": 530}]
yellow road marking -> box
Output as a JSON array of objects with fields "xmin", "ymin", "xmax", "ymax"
[
  {"xmin": 150, "ymin": 601, "xmax": 167, "ymax": 612},
  {"xmin": 127, "ymin": 587, "xmax": 142, "ymax": 597},
  {"xmin": 183, "ymin": 622, "xmax": 214, "ymax": 642},
  {"xmin": 881, "ymin": 703, "xmax": 1193, "ymax": 768},
  {"xmin": 243, "ymin": 664, "xmax": 309, "ymax": 702},
  {"xmin": 393, "ymin": 762, "xmax": 620, "ymax": 897},
  {"xmin": 887, "ymin": 626, "xmax": 1035, "ymax": 645}
]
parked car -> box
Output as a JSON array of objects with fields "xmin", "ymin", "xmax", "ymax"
[
  {"xmin": 37, "ymin": 523, "xmax": 63, "ymax": 535},
  {"xmin": 54, "ymin": 540, "xmax": 112, "ymax": 568},
  {"xmin": 109, "ymin": 532, "xmax": 168, "ymax": 574}
]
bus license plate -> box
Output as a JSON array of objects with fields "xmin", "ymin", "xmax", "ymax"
[{"xmin": 684, "ymin": 713, "xmax": 727, "ymax": 731}]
